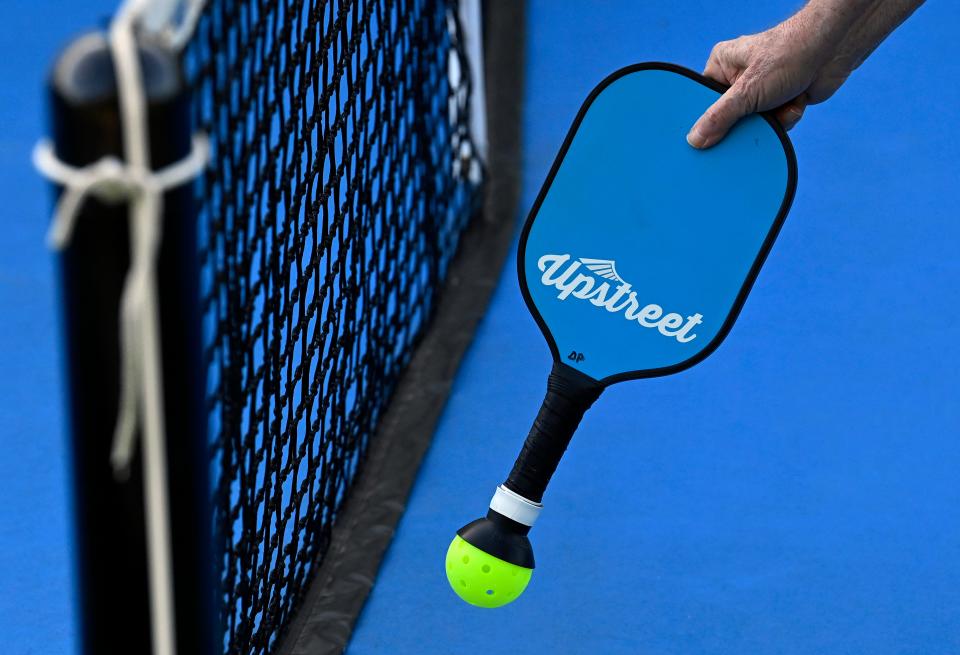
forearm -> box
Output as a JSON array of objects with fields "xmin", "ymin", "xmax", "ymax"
[
  {"xmin": 832, "ymin": 0, "xmax": 925, "ymax": 70},
  {"xmin": 788, "ymin": 0, "xmax": 925, "ymax": 69},
  {"xmin": 790, "ymin": 0, "xmax": 877, "ymax": 57}
]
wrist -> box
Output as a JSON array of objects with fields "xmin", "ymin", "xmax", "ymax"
[
  {"xmin": 832, "ymin": 0, "xmax": 926, "ymax": 73},
  {"xmin": 788, "ymin": 0, "xmax": 875, "ymax": 63}
]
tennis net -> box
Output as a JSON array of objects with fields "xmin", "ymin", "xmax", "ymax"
[{"xmin": 187, "ymin": 1, "xmax": 482, "ymax": 652}]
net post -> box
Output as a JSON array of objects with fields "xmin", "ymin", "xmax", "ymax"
[{"xmin": 44, "ymin": 30, "xmax": 215, "ymax": 654}]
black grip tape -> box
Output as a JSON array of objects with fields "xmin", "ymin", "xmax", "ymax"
[{"xmin": 503, "ymin": 362, "xmax": 603, "ymax": 503}]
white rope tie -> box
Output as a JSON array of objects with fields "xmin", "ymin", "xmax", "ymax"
[
  {"xmin": 33, "ymin": 134, "xmax": 208, "ymax": 473},
  {"xmin": 34, "ymin": 135, "xmax": 208, "ymax": 252},
  {"xmin": 33, "ymin": 1, "xmax": 209, "ymax": 653},
  {"xmin": 162, "ymin": 0, "xmax": 208, "ymax": 51}
]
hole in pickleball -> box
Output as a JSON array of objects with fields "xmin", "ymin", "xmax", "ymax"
[
  {"xmin": 485, "ymin": 589, "xmax": 494, "ymax": 596},
  {"xmin": 460, "ymin": 580, "xmax": 467, "ymax": 587},
  {"xmin": 481, "ymin": 564, "xmax": 491, "ymax": 573},
  {"xmin": 462, "ymin": 555, "xmax": 469, "ymax": 564}
]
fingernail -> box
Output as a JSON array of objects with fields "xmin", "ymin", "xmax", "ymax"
[{"xmin": 686, "ymin": 127, "xmax": 707, "ymax": 149}]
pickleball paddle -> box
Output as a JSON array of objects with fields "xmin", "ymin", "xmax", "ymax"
[{"xmin": 446, "ymin": 62, "xmax": 797, "ymax": 607}]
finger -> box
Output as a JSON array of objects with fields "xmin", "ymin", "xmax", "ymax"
[
  {"xmin": 702, "ymin": 42, "xmax": 735, "ymax": 85},
  {"xmin": 703, "ymin": 57, "xmax": 725, "ymax": 83},
  {"xmin": 703, "ymin": 53, "xmax": 729, "ymax": 85},
  {"xmin": 774, "ymin": 96, "xmax": 808, "ymax": 131},
  {"xmin": 687, "ymin": 77, "xmax": 753, "ymax": 149}
]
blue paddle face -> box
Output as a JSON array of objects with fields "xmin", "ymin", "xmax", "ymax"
[{"xmin": 519, "ymin": 63, "xmax": 797, "ymax": 384}]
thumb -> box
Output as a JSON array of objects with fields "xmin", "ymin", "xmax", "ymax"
[{"xmin": 687, "ymin": 78, "xmax": 753, "ymax": 149}]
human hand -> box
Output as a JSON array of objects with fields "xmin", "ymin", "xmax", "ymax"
[
  {"xmin": 687, "ymin": 17, "xmax": 854, "ymax": 149},
  {"xmin": 687, "ymin": 0, "xmax": 925, "ymax": 149}
]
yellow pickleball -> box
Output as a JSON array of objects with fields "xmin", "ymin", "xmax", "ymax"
[{"xmin": 445, "ymin": 535, "xmax": 533, "ymax": 608}]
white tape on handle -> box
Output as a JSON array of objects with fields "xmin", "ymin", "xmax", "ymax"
[{"xmin": 489, "ymin": 485, "xmax": 543, "ymax": 527}]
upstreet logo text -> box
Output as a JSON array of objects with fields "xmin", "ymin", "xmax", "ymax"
[{"xmin": 537, "ymin": 254, "xmax": 703, "ymax": 343}]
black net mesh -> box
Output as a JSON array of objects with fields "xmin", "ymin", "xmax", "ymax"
[{"xmin": 183, "ymin": 1, "xmax": 481, "ymax": 652}]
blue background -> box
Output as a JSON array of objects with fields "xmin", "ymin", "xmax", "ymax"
[
  {"xmin": 2, "ymin": 1, "xmax": 959, "ymax": 654},
  {"xmin": 524, "ymin": 67, "xmax": 792, "ymax": 379}
]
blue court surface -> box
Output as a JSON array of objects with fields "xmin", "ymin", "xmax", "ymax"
[{"xmin": 2, "ymin": 1, "xmax": 959, "ymax": 654}]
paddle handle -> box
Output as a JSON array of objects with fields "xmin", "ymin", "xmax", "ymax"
[{"xmin": 504, "ymin": 362, "xmax": 604, "ymax": 504}]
